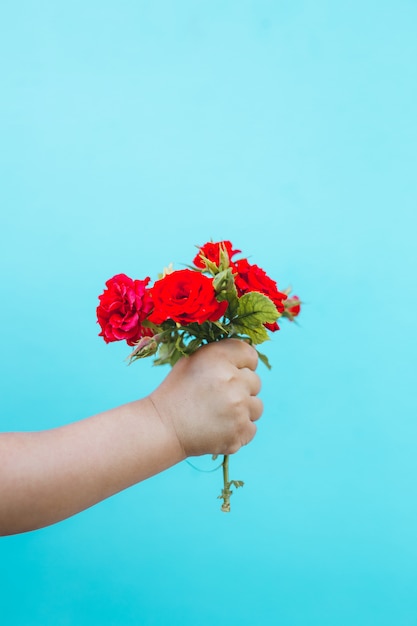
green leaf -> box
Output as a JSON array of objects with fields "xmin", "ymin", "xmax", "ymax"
[
  {"xmin": 213, "ymin": 268, "xmax": 232, "ymax": 295},
  {"xmin": 235, "ymin": 292, "xmax": 279, "ymax": 328},
  {"xmin": 168, "ymin": 349, "xmax": 183, "ymax": 366},
  {"xmin": 256, "ymin": 349, "xmax": 272, "ymax": 370},
  {"xmin": 213, "ymin": 268, "xmax": 237, "ymax": 297},
  {"xmin": 153, "ymin": 341, "xmax": 177, "ymax": 366},
  {"xmin": 230, "ymin": 322, "xmax": 270, "ymax": 345},
  {"xmin": 213, "ymin": 268, "xmax": 239, "ymax": 319},
  {"xmin": 183, "ymin": 337, "xmax": 204, "ymax": 354},
  {"xmin": 211, "ymin": 320, "xmax": 228, "ymax": 334},
  {"xmin": 195, "ymin": 256, "xmax": 220, "ymax": 275},
  {"xmin": 229, "ymin": 480, "xmax": 244, "ymax": 489},
  {"xmin": 219, "ymin": 244, "xmax": 231, "ymax": 271},
  {"xmin": 141, "ymin": 319, "xmax": 162, "ymax": 334},
  {"xmin": 227, "ymin": 297, "xmax": 239, "ymax": 321}
]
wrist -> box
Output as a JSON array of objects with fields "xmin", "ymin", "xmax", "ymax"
[{"xmin": 143, "ymin": 395, "xmax": 187, "ymax": 463}]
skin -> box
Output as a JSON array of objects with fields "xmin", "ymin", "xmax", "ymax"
[{"xmin": 0, "ymin": 340, "xmax": 263, "ymax": 536}]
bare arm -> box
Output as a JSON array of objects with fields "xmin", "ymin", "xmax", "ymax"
[{"xmin": 0, "ymin": 340, "xmax": 262, "ymax": 535}]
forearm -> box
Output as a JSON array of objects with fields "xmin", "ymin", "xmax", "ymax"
[
  {"xmin": 0, "ymin": 341, "xmax": 262, "ymax": 536},
  {"xmin": 0, "ymin": 397, "xmax": 185, "ymax": 536}
]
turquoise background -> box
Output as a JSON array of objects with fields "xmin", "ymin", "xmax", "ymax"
[{"xmin": 1, "ymin": 1, "xmax": 416, "ymax": 624}]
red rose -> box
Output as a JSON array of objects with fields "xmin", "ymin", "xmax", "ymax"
[
  {"xmin": 148, "ymin": 269, "xmax": 228, "ymax": 325},
  {"xmin": 285, "ymin": 295, "xmax": 301, "ymax": 320},
  {"xmin": 233, "ymin": 258, "xmax": 287, "ymax": 332},
  {"xmin": 97, "ymin": 273, "xmax": 153, "ymax": 345},
  {"xmin": 193, "ymin": 240, "xmax": 241, "ymax": 269}
]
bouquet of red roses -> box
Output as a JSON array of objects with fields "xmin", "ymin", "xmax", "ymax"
[{"xmin": 97, "ymin": 241, "xmax": 300, "ymax": 511}]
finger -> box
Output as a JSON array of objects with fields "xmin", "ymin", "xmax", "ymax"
[
  {"xmin": 243, "ymin": 420, "xmax": 258, "ymax": 446},
  {"xmin": 219, "ymin": 339, "xmax": 259, "ymax": 371},
  {"xmin": 249, "ymin": 396, "xmax": 263, "ymax": 422},
  {"xmin": 240, "ymin": 368, "xmax": 262, "ymax": 396}
]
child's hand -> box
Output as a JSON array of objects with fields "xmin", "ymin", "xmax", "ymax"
[{"xmin": 149, "ymin": 339, "xmax": 263, "ymax": 457}]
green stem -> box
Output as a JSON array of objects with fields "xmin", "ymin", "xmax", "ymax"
[{"xmin": 220, "ymin": 454, "xmax": 232, "ymax": 513}]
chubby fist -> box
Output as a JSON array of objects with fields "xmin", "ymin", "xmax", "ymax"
[{"xmin": 149, "ymin": 339, "xmax": 263, "ymax": 457}]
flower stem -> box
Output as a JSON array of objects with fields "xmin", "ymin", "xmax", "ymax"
[
  {"xmin": 220, "ymin": 454, "xmax": 232, "ymax": 512},
  {"xmin": 218, "ymin": 454, "xmax": 244, "ymax": 512}
]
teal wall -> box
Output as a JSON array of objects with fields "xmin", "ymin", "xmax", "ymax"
[{"xmin": 1, "ymin": 2, "xmax": 417, "ymax": 624}]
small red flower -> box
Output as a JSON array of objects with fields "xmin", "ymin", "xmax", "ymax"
[
  {"xmin": 97, "ymin": 274, "xmax": 153, "ymax": 345},
  {"xmin": 193, "ymin": 240, "xmax": 241, "ymax": 269},
  {"xmin": 285, "ymin": 296, "xmax": 301, "ymax": 320},
  {"xmin": 148, "ymin": 269, "xmax": 228, "ymax": 325}
]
